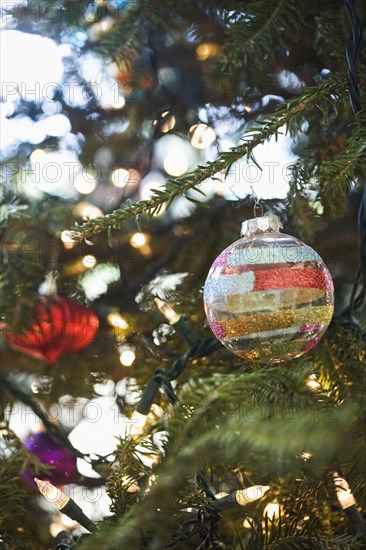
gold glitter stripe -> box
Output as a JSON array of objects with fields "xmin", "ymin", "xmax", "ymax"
[
  {"xmin": 236, "ymin": 339, "xmax": 307, "ymax": 361},
  {"xmin": 225, "ymin": 287, "xmax": 325, "ymax": 313},
  {"xmin": 219, "ymin": 305, "xmax": 333, "ymax": 337}
]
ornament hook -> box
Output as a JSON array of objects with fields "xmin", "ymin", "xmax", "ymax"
[{"xmin": 250, "ymin": 184, "xmax": 263, "ymax": 218}]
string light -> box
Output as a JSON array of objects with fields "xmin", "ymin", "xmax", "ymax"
[
  {"xmin": 211, "ymin": 485, "xmax": 270, "ymax": 511},
  {"xmin": 306, "ymin": 374, "xmax": 321, "ymax": 391},
  {"xmin": 263, "ymin": 501, "xmax": 280, "ymax": 519},
  {"xmin": 107, "ymin": 312, "xmax": 128, "ymax": 330},
  {"xmin": 130, "ymin": 232, "xmax": 148, "ymax": 247},
  {"xmin": 163, "ymin": 154, "xmax": 188, "ymax": 177},
  {"xmin": 60, "ymin": 230, "xmax": 77, "ymax": 249},
  {"xmin": 82, "ymin": 255, "xmax": 97, "ymax": 268},
  {"xmin": 129, "ymin": 232, "xmax": 152, "ymax": 257},
  {"xmin": 73, "ymin": 201, "xmax": 103, "ymax": 220},
  {"xmin": 112, "ymin": 95, "xmax": 126, "ymax": 109},
  {"xmin": 189, "ymin": 124, "xmax": 216, "ymax": 149},
  {"xmin": 129, "ymin": 410, "xmax": 148, "ymax": 436},
  {"xmin": 111, "ymin": 168, "xmax": 129, "ymax": 188},
  {"xmin": 300, "ymin": 451, "xmax": 312, "ymax": 461},
  {"xmin": 34, "ymin": 478, "xmax": 69, "ymax": 509},
  {"xmin": 119, "ymin": 345, "xmax": 136, "ymax": 367},
  {"xmin": 243, "ymin": 517, "xmax": 254, "ymax": 528},
  {"xmin": 30, "ymin": 149, "xmax": 46, "ymax": 163},
  {"xmin": 154, "ymin": 297, "xmax": 180, "ymax": 324},
  {"xmin": 236, "ymin": 485, "xmax": 270, "ymax": 506},
  {"xmin": 34, "ymin": 478, "xmax": 97, "ymax": 533},
  {"xmin": 334, "ymin": 473, "xmax": 357, "ymax": 510},
  {"xmin": 74, "ymin": 172, "xmax": 97, "ymax": 194},
  {"xmin": 195, "ymin": 42, "xmax": 220, "ymax": 61},
  {"xmin": 153, "ymin": 111, "xmax": 176, "ymax": 133}
]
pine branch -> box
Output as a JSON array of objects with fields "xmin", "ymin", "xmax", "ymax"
[
  {"xmin": 68, "ymin": 75, "xmax": 347, "ymax": 241},
  {"xmin": 219, "ymin": 0, "xmax": 304, "ymax": 72},
  {"xmin": 318, "ymin": 110, "xmax": 366, "ymax": 217}
]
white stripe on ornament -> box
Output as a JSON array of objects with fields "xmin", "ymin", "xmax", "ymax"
[
  {"xmin": 204, "ymin": 271, "xmax": 255, "ymax": 299},
  {"xmin": 225, "ymin": 246, "xmax": 322, "ymax": 266}
]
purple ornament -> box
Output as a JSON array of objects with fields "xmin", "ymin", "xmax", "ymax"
[{"xmin": 23, "ymin": 431, "xmax": 79, "ymax": 486}]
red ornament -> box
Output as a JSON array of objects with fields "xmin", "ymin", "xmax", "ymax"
[{"xmin": 5, "ymin": 296, "xmax": 99, "ymax": 363}]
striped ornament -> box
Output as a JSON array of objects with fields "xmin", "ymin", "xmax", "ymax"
[{"xmin": 204, "ymin": 238, "xmax": 334, "ymax": 363}]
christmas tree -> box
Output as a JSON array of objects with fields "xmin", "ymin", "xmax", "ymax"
[{"xmin": 0, "ymin": 0, "xmax": 365, "ymax": 548}]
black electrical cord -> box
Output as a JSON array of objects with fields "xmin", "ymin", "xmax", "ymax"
[{"xmin": 342, "ymin": 0, "xmax": 365, "ymax": 318}]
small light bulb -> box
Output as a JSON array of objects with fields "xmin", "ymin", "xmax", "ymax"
[
  {"xmin": 195, "ymin": 42, "xmax": 220, "ymax": 61},
  {"xmin": 74, "ymin": 172, "xmax": 97, "ymax": 194},
  {"xmin": 243, "ymin": 517, "xmax": 254, "ymax": 528},
  {"xmin": 334, "ymin": 473, "xmax": 357, "ymax": 509},
  {"xmin": 236, "ymin": 485, "xmax": 270, "ymax": 506},
  {"xmin": 99, "ymin": 16, "xmax": 114, "ymax": 32},
  {"xmin": 163, "ymin": 154, "xmax": 188, "ymax": 177},
  {"xmin": 111, "ymin": 168, "xmax": 129, "ymax": 188},
  {"xmin": 107, "ymin": 312, "xmax": 128, "ymax": 330},
  {"xmin": 263, "ymin": 502, "xmax": 280, "ymax": 519},
  {"xmin": 300, "ymin": 451, "xmax": 312, "ymax": 461},
  {"xmin": 119, "ymin": 347, "xmax": 136, "ymax": 367},
  {"xmin": 82, "ymin": 255, "xmax": 97, "ymax": 268},
  {"xmin": 189, "ymin": 124, "xmax": 216, "ymax": 149},
  {"xmin": 112, "ymin": 95, "xmax": 126, "ymax": 109},
  {"xmin": 159, "ymin": 113, "xmax": 176, "ymax": 133},
  {"xmin": 130, "ymin": 232, "xmax": 148, "ymax": 247},
  {"xmin": 34, "ymin": 478, "xmax": 69, "ymax": 509},
  {"xmin": 60, "ymin": 230, "xmax": 77, "ymax": 249},
  {"xmin": 306, "ymin": 374, "xmax": 321, "ymax": 391},
  {"xmin": 73, "ymin": 201, "xmax": 103, "ymax": 220},
  {"xmin": 154, "ymin": 297, "xmax": 181, "ymax": 324},
  {"xmin": 30, "ymin": 149, "xmax": 46, "ymax": 163},
  {"xmin": 129, "ymin": 410, "xmax": 148, "ymax": 436}
]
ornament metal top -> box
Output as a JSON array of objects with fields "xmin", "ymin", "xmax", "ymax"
[{"xmin": 203, "ymin": 215, "xmax": 334, "ymax": 363}]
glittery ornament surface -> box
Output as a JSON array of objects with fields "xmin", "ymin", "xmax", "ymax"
[{"xmin": 203, "ymin": 216, "xmax": 334, "ymax": 363}]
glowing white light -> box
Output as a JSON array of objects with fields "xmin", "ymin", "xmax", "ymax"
[
  {"xmin": 82, "ymin": 255, "xmax": 97, "ymax": 268},
  {"xmin": 263, "ymin": 502, "xmax": 280, "ymax": 519},
  {"xmin": 119, "ymin": 347, "xmax": 136, "ymax": 367},
  {"xmin": 163, "ymin": 154, "xmax": 188, "ymax": 177},
  {"xmin": 74, "ymin": 172, "xmax": 97, "ymax": 194},
  {"xmin": 334, "ymin": 473, "xmax": 357, "ymax": 510},
  {"xmin": 306, "ymin": 374, "xmax": 321, "ymax": 391},
  {"xmin": 243, "ymin": 517, "xmax": 254, "ymax": 528},
  {"xmin": 60, "ymin": 230, "xmax": 76, "ymax": 249},
  {"xmin": 112, "ymin": 95, "xmax": 126, "ymax": 109},
  {"xmin": 129, "ymin": 411, "xmax": 148, "ymax": 436},
  {"xmin": 300, "ymin": 452, "xmax": 312, "ymax": 461},
  {"xmin": 107, "ymin": 312, "xmax": 128, "ymax": 330},
  {"xmin": 111, "ymin": 168, "xmax": 129, "ymax": 188},
  {"xmin": 30, "ymin": 149, "xmax": 46, "ymax": 163},
  {"xmin": 236, "ymin": 485, "xmax": 270, "ymax": 506},
  {"xmin": 130, "ymin": 232, "xmax": 148, "ymax": 247},
  {"xmin": 189, "ymin": 124, "xmax": 216, "ymax": 149},
  {"xmin": 73, "ymin": 201, "xmax": 103, "ymax": 220}
]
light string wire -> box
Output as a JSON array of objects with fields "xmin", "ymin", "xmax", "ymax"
[{"xmin": 341, "ymin": 0, "xmax": 366, "ymax": 319}]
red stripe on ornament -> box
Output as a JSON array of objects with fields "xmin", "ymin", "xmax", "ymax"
[
  {"xmin": 221, "ymin": 261, "xmax": 316, "ymax": 275},
  {"xmin": 254, "ymin": 267, "xmax": 333, "ymax": 291}
]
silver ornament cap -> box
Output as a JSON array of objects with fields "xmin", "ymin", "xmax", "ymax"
[{"xmin": 241, "ymin": 215, "xmax": 283, "ymax": 237}]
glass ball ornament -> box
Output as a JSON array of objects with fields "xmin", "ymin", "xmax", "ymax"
[{"xmin": 203, "ymin": 215, "xmax": 334, "ymax": 362}]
